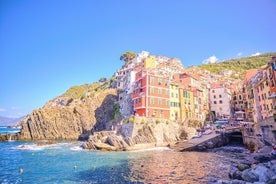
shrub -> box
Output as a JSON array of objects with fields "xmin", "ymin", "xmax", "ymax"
[
  {"xmin": 166, "ymin": 120, "xmax": 169, "ymax": 125},
  {"xmin": 156, "ymin": 119, "xmax": 161, "ymax": 124},
  {"xmin": 247, "ymin": 141, "xmax": 255, "ymax": 153},
  {"xmin": 179, "ymin": 130, "xmax": 188, "ymax": 140},
  {"xmin": 67, "ymin": 98, "xmax": 73, "ymax": 105}
]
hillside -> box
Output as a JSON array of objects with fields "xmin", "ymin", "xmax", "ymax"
[
  {"xmin": 198, "ymin": 52, "xmax": 276, "ymax": 75},
  {"xmin": 17, "ymin": 78, "xmax": 118, "ymax": 140}
]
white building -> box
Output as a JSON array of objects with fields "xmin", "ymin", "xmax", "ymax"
[{"xmin": 209, "ymin": 83, "xmax": 232, "ymax": 119}]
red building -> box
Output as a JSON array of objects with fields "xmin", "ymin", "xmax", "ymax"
[{"xmin": 132, "ymin": 69, "xmax": 170, "ymax": 118}]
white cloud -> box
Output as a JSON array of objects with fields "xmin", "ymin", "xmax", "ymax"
[
  {"xmin": 11, "ymin": 106, "xmax": 21, "ymax": 110},
  {"xmin": 237, "ymin": 52, "xmax": 243, "ymax": 57},
  {"xmin": 0, "ymin": 108, "xmax": 6, "ymax": 112},
  {"xmin": 202, "ymin": 55, "xmax": 219, "ymax": 64},
  {"xmin": 251, "ymin": 52, "xmax": 261, "ymax": 56}
]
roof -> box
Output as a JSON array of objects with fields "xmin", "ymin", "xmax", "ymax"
[
  {"xmin": 210, "ymin": 82, "xmax": 224, "ymax": 89},
  {"xmin": 244, "ymin": 69, "xmax": 258, "ymax": 82}
]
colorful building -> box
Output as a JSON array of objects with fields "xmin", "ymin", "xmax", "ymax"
[
  {"xmin": 132, "ymin": 69, "xmax": 170, "ymax": 118},
  {"xmin": 179, "ymin": 87, "xmax": 194, "ymax": 121},
  {"xmin": 169, "ymin": 82, "xmax": 180, "ymax": 120},
  {"xmin": 209, "ymin": 83, "xmax": 232, "ymax": 119}
]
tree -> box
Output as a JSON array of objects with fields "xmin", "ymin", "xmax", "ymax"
[{"xmin": 120, "ymin": 51, "xmax": 136, "ymax": 65}]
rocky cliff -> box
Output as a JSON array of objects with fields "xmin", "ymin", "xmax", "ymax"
[
  {"xmin": 17, "ymin": 80, "xmax": 118, "ymax": 140},
  {"xmin": 82, "ymin": 117, "xmax": 196, "ymax": 151}
]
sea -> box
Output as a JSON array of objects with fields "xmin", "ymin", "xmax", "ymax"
[{"xmin": 0, "ymin": 126, "xmax": 249, "ymax": 184}]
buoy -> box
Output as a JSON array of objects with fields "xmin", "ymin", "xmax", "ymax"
[
  {"xmin": 74, "ymin": 165, "xmax": 77, "ymax": 170},
  {"xmin": 19, "ymin": 168, "xmax": 24, "ymax": 173}
]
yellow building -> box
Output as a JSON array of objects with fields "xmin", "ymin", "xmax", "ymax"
[
  {"xmin": 144, "ymin": 56, "xmax": 156, "ymax": 68},
  {"xmin": 170, "ymin": 83, "xmax": 180, "ymax": 120},
  {"xmin": 179, "ymin": 88, "xmax": 194, "ymax": 121}
]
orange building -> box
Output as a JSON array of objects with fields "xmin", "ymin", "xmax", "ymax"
[{"xmin": 132, "ymin": 69, "xmax": 170, "ymax": 118}]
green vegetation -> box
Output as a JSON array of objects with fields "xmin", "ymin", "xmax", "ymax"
[
  {"xmin": 63, "ymin": 77, "xmax": 113, "ymax": 100},
  {"xmin": 120, "ymin": 51, "xmax": 136, "ymax": 65},
  {"xmin": 112, "ymin": 103, "xmax": 121, "ymax": 120},
  {"xmin": 198, "ymin": 52, "xmax": 276, "ymax": 75},
  {"xmin": 155, "ymin": 119, "xmax": 161, "ymax": 124}
]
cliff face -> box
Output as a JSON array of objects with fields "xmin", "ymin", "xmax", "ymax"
[
  {"xmin": 82, "ymin": 118, "xmax": 197, "ymax": 151},
  {"xmin": 18, "ymin": 81, "xmax": 118, "ymax": 140}
]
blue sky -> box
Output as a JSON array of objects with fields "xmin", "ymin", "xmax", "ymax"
[{"xmin": 1, "ymin": 0, "xmax": 276, "ymax": 118}]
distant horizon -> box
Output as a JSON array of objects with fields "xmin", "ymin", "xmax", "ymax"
[{"xmin": 1, "ymin": 0, "xmax": 276, "ymax": 118}]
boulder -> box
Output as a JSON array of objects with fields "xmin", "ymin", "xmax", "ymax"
[
  {"xmin": 253, "ymin": 154, "xmax": 271, "ymax": 163},
  {"xmin": 242, "ymin": 169, "xmax": 259, "ymax": 182},
  {"xmin": 94, "ymin": 143, "xmax": 117, "ymax": 151},
  {"xmin": 231, "ymin": 170, "xmax": 243, "ymax": 180},
  {"xmin": 252, "ymin": 165, "xmax": 271, "ymax": 182},
  {"xmin": 237, "ymin": 163, "xmax": 250, "ymax": 171},
  {"xmin": 106, "ymin": 134, "xmax": 128, "ymax": 149},
  {"xmin": 267, "ymin": 175, "xmax": 276, "ymax": 184}
]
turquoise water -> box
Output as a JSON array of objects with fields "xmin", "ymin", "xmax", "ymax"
[
  {"xmin": 0, "ymin": 141, "xmax": 247, "ymax": 184},
  {"xmin": 0, "ymin": 126, "xmax": 21, "ymax": 135}
]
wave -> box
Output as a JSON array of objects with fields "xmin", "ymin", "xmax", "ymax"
[
  {"xmin": 15, "ymin": 142, "xmax": 81, "ymax": 151},
  {"xmin": 70, "ymin": 146, "xmax": 84, "ymax": 151}
]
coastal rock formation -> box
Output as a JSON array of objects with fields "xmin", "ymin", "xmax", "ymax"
[
  {"xmin": 82, "ymin": 120, "xmax": 190, "ymax": 151},
  {"xmin": 17, "ymin": 81, "xmax": 118, "ymax": 140},
  {"xmin": 222, "ymin": 148, "xmax": 276, "ymax": 184}
]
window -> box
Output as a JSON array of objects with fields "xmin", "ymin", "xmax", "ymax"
[
  {"xmin": 166, "ymin": 90, "xmax": 169, "ymax": 96},
  {"xmin": 214, "ymin": 95, "xmax": 216, "ymax": 99},
  {"xmin": 212, "ymin": 90, "xmax": 215, "ymax": 93},
  {"xmin": 158, "ymin": 88, "xmax": 162, "ymax": 94},
  {"xmin": 166, "ymin": 100, "xmax": 170, "ymax": 106},
  {"xmin": 214, "ymin": 101, "xmax": 217, "ymax": 104},
  {"xmin": 158, "ymin": 78, "xmax": 162, "ymax": 85},
  {"xmin": 158, "ymin": 99, "xmax": 162, "ymax": 105},
  {"xmin": 150, "ymin": 77, "xmax": 155, "ymax": 84},
  {"xmin": 219, "ymin": 100, "xmax": 223, "ymax": 104},
  {"xmin": 272, "ymin": 80, "xmax": 275, "ymax": 87},
  {"xmin": 150, "ymin": 98, "xmax": 154, "ymax": 104},
  {"xmin": 150, "ymin": 87, "xmax": 154, "ymax": 94},
  {"xmin": 239, "ymin": 95, "xmax": 242, "ymax": 100},
  {"xmin": 219, "ymin": 94, "xmax": 222, "ymax": 98},
  {"xmin": 176, "ymin": 93, "xmax": 178, "ymax": 98},
  {"xmin": 165, "ymin": 80, "xmax": 169, "ymax": 86},
  {"xmin": 171, "ymin": 93, "xmax": 174, "ymax": 98}
]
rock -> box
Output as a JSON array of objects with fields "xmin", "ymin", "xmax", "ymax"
[
  {"xmin": 206, "ymin": 141, "xmax": 214, "ymax": 149},
  {"xmin": 252, "ymin": 165, "xmax": 271, "ymax": 182},
  {"xmin": 237, "ymin": 163, "xmax": 250, "ymax": 171},
  {"xmin": 106, "ymin": 134, "xmax": 128, "ymax": 149},
  {"xmin": 17, "ymin": 88, "xmax": 118, "ymax": 141},
  {"xmin": 242, "ymin": 169, "xmax": 259, "ymax": 182},
  {"xmin": 267, "ymin": 175, "xmax": 276, "ymax": 184},
  {"xmin": 231, "ymin": 170, "xmax": 243, "ymax": 180},
  {"xmin": 94, "ymin": 143, "xmax": 117, "ymax": 151},
  {"xmin": 216, "ymin": 180, "xmax": 246, "ymax": 184},
  {"xmin": 271, "ymin": 162, "xmax": 276, "ymax": 174},
  {"xmin": 253, "ymin": 154, "xmax": 271, "ymax": 163}
]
